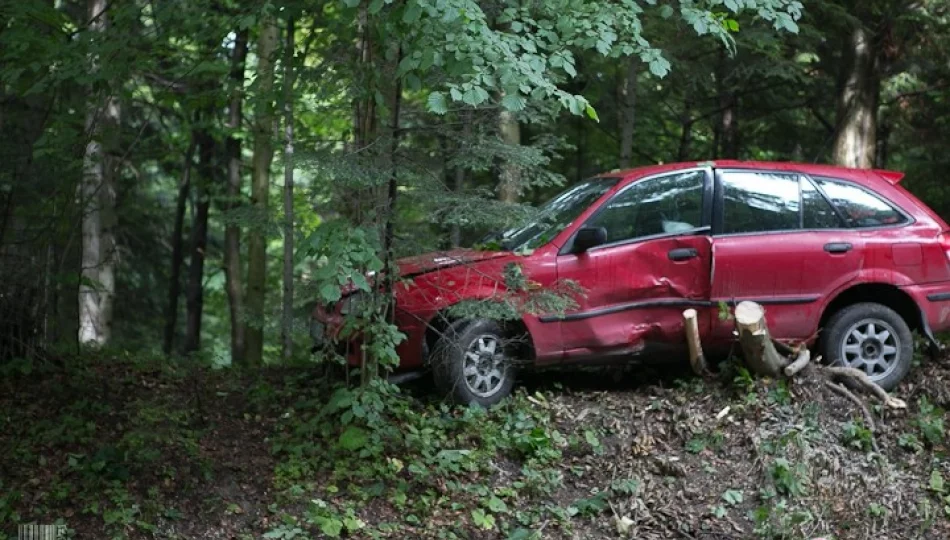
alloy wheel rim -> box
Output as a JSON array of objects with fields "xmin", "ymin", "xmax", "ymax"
[
  {"xmin": 839, "ymin": 318, "xmax": 900, "ymax": 380},
  {"xmin": 462, "ymin": 334, "xmax": 507, "ymax": 398}
]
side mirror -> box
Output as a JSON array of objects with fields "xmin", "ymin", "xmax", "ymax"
[{"xmin": 572, "ymin": 226, "xmax": 607, "ymax": 253}]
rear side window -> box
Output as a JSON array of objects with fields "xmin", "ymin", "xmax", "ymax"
[
  {"xmin": 802, "ymin": 178, "xmax": 843, "ymax": 229},
  {"xmin": 721, "ymin": 171, "xmax": 800, "ymax": 234},
  {"xmin": 814, "ymin": 178, "xmax": 907, "ymax": 228}
]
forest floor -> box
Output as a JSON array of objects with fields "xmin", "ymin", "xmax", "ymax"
[{"xmin": 4, "ymin": 349, "xmax": 950, "ymax": 539}]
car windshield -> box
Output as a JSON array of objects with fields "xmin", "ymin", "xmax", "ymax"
[{"xmin": 488, "ymin": 177, "xmax": 620, "ymax": 251}]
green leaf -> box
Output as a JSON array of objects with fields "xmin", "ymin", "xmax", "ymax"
[
  {"xmin": 722, "ymin": 489, "xmax": 743, "ymax": 505},
  {"xmin": 930, "ymin": 470, "xmax": 945, "ymax": 493},
  {"xmin": 338, "ymin": 426, "xmax": 369, "ymax": 451},
  {"xmin": 507, "ymin": 529, "xmax": 537, "ymax": 540},
  {"xmin": 320, "ymin": 282, "xmax": 341, "ymax": 303},
  {"xmin": 427, "ymin": 92, "xmax": 448, "ymax": 115},
  {"xmin": 562, "ymin": 58, "xmax": 577, "ymax": 78},
  {"xmin": 585, "ymin": 104, "xmax": 599, "ymax": 122},
  {"xmin": 726, "ymin": 19, "xmax": 739, "ymax": 32},
  {"xmin": 648, "ymin": 57, "xmax": 671, "ymax": 78},
  {"xmin": 487, "ymin": 496, "xmax": 508, "ymax": 513},
  {"xmin": 471, "ymin": 508, "xmax": 495, "ymax": 529},
  {"xmin": 319, "ymin": 517, "xmax": 343, "ymax": 537},
  {"xmin": 402, "ymin": 2, "xmax": 422, "ymax": 23},
  {"xmin": 368, "ymin": 0, "xmax": 385, "ymax": 15},
  {"xmin": 501, "ymin": 93, "xmax": 526, "ymax": 112}
]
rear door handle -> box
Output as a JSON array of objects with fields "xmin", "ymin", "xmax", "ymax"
[
  {"xmin": 824, "ymin": 242, "xmax": 852, "ymax": 254},
  {"xmin": 668, "ymin": 247, "xmax": 698, "ymax": 261}
]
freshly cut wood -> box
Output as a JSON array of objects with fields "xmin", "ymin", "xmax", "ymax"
[
  {"xmin": 784, "ymin": 348, "xmax": 811, "ymax": 377},
  {"xmin": 682, "ymin": 309, "xmax": 709, "ymax": 377},
  {"xmin": 734, "ymin": 301, "xmax": 787, "ymax": 377}
]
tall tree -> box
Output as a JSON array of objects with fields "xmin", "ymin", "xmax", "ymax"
[
  {"xmin": 244, "ymin": 16, "xmax": 280, "ymax": 367},
  {"xmin": 183, "ymin": 120, "xmax": 214, "ymax": 353},
  {"xmin": 831, "ymin": 23, "xmax": 879, "ymax": 168},
  {"xmin": 224, "ymin": 29, "xmax": 249, "ymax": 364},
  {"xmin": 162, "ymin": 138, "xmax": 196, "ymax": 355},
  {"xmin": 281, "ymin": 17, "xmax": 296, "ymax": 359},
  {"xmin": 78, "ymin": 0, "xmax": 120, "ymax": 347}
]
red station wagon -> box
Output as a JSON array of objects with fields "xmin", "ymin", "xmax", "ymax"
[{"xmin": 313, "ymin": 161, "xmax": 950, "ymax": 406}]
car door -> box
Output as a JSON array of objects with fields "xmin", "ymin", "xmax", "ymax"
[
  {"xmin": 553, "ymin": 167, "xmax": 713, "ymax": 360},
  {"xmin": 709, "ymin": 169, "xmax": 864, "ymax": 343}
]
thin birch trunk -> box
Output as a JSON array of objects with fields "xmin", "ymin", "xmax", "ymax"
[{"xmin": 78, "ymin": 0, "xmax": 119, "ymax": 347}]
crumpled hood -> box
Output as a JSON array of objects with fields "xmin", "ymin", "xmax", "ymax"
[{"xmin": 398, "ymin": 248, "xmax": 511, "ymax": 278}]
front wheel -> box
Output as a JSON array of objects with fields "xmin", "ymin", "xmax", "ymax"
[
  {"xmin": 431, "ymin": 320, "xmax": 516, "ymax": 407},
  {"xmin": 821, "ymin": 302, "xmax": 914, "ymax": 391}
]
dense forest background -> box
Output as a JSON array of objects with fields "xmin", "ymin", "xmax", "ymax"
[
  {"xmin": 7, "ymin": 2, "xmax": 950, "ymax": 539},
  {"xmin": 1, "ymin": 0, "xmax": 948, "ymax": 366}
]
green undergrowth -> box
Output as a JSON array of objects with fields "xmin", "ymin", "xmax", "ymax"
[
  {"xmin": 0, "ymin": 353, "xmax": 213, "ymax": 539},
  {"xmin": 263, "ymin": 377, "xmax": 574, "ymax": 538},
  {"xmin": 5, "ymin": 350, "xmax": 950, "ymax": 539}
]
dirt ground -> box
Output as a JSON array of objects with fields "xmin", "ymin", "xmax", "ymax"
[{"xmin": 4, "ymin": 352, "xmax": 950, "ymax": 539}]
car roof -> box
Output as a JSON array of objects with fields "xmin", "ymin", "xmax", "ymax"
[{"xmin": 598, "ymin": 160, "xmax": 901, "ymax": 188}]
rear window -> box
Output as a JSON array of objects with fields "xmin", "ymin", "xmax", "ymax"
[{"xmin": 814, "ymin": 177, "xmax": 908, "ymax": 228}]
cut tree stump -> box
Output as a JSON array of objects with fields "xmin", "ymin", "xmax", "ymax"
[{"xmin": 734, "ymin": 301, "xmax": 788, "ymax": 377}]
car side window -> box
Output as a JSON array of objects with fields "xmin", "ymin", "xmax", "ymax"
[
  {"xmin": 814, "ymin": 177, "xmax": 908, "ymax": 228},
  {"xmin": 802, "ymin": 177, "xmax": 843, "ymax": 229},
  {"xmin": 721, "ymin": 171, "xmax": 800, "ymax": 234},
  {"xmin": 585, "ymin": 170, "xmax": 705, "ymax": 244}
]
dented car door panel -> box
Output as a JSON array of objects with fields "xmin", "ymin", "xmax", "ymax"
[{"xmin": 553, "ymin": 235, "xmax": 712, "ymax": 358}]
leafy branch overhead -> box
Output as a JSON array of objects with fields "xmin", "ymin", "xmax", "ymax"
[{"xmin": 356, "ymin": 0, "xmax": 805, "ymax": 116}]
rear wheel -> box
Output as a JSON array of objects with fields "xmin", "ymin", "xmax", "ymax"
[
  {"xmin": 431, "ymin": 320, "xmax": 515, "ymax": 407},
  {"xmin": 821, "ymin": 302, "xmax": 913, "ymax": 391}
]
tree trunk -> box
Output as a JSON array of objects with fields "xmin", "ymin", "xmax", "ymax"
[
  {"xmin": 224, "ymin": 29, "xmax": 249, "ymax": 365},
  {"xmin": 876, "ymin": 121, "xmax": 890, "ymax": 168},
  {"xmin": 78, "ymin": 0, "xmax": 119, "ymax": 347},
  {"xmin": 498, "ymin": 100, "xmax": 520, "ymax": 203},
  {"xmin": 344, "ymin": 2, "xmax": 376, "ymax": 224},
  {"xmin": 831, "ymin": 24, "xmax": 880, "ymax": 169},
  {"xmin": 617, "ymin": 58, "xmax": 637, "ymax": 168},
  {"xmin": 244, "ymin": 17, "xmax": 279, "ymax": 367},
  {"xmin": 575, "ymin": 116, "xmax": 585, "ymax": 182},
  {"xmin": 162, "ymin": 138, "xmax": 196, "ymax": 355},
  {"xmin": 719, "ymin": 94, "xmax": 738, "ymax": 159},
  {"xmin": 183, "ymin": 127, "xmax": 214, "ymax": 353},
  {"xmin": 677, "ymin": 99, "xmax": 692, "ymax": 162},
  {"xmin": 452, "ymin": 121, "xmax": 467, "ymax": 247},
  {"xmin": 280, "ymin": 17, "xmax": 296, "ymax": 360},
  {"xmin": 374, "ymin": 48, "xmax": 403, "ymax": 384}
]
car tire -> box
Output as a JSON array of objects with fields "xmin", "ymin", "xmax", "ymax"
[
  {"xmin": 431, "ymin": 319, "xmax": 516, "ymax": 407},
  {"xmin": 821, "ymin": 302, "xmax": 914, "ymax": 391}
]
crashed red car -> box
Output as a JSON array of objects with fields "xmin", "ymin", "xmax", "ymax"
[{"xmin": 312, "ymin": 160, "xmax": 950, "ymax": 406}]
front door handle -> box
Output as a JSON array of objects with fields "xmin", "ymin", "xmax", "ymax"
[
  {"xmin": 668, "ymin": 247, "xmax": 699, "ymax": 261},
  {"xmin": 824, "ymin": 242, "xmax": 852, "ymax": 254}
]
